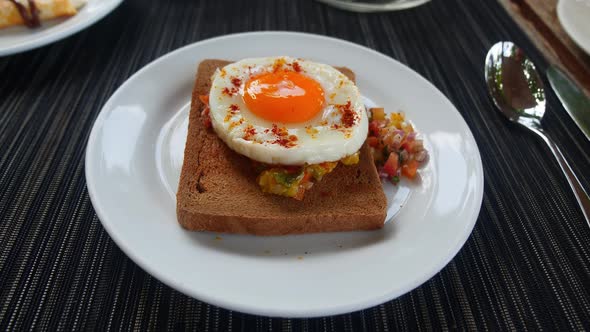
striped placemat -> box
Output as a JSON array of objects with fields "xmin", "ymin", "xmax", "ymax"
[{"xmin": 1, "ymin": 0, "xmax": 589, "ymax": 330}]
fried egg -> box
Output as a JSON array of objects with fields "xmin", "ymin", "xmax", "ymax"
[{"xmin": 208, "ymin": 56, "xmax": 368, "ymax": 165}]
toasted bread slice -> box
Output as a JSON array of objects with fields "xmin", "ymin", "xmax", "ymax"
[{"xmin": 176, "ymin": 59, "xmax": 387, "ymax": 236}]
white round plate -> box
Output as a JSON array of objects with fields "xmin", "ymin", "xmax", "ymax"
[
  {"xmin": 558, "ymin": 0, "xmax": 590, "ymax": 55},
  {"xmin": 86, "ymin": 32, "xmax": 484, "ymax": 317},
  {"xmin": 0, "ymin": 0, "xmax": 123, "ymax": 57}
]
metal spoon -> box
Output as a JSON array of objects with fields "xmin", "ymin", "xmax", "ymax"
[{"xmin": 485, "ymin": 41, "xmax": 590, "ymax": 226}]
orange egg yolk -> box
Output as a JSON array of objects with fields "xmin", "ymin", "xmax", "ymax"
[{"xmin": 243, "ymin": 71, "xmax": 324, "ymax": 123}]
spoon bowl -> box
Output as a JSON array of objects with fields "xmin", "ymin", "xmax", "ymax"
[
  {"xmin": 484, "ymin": 41, "xmax": 590, "ymax": 225},
  {"xmin": 485, "ymin": 41, "xmax": 546, "ymax": 127}
]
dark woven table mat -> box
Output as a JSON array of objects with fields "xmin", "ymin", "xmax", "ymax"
[{"xmin": 1, "ymin": 0, "xmax": 590, "ymax": 330}]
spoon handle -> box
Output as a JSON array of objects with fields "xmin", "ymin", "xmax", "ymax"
[{"xmin": 531, "ymin": 127, "xmax": 590, "ymax": 226}]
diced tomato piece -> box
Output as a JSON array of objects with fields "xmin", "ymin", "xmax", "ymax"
[
  {"xmin": 382, "ymin": 153, "xmax": 399, "ymax": 177},
  {"xmin": 301, "ymin": 171, "xmax": 312, "ymax": 183},
  {"xmin": 199, "ymin": 95, "xmax": 209, "ymax": 105},
  {"xmin": 369, "ymin": 121, "xmax": 381, "ymax": 136},
  {"xmin": 367, "ymin": 136, "xmax": 380, "ymax": 148},
  {"xmin": 201, "ymin": 106, "xmax": 212, "ymax": 128},
  {"xmin": 294, "ymin": 187, "xmax": 305, "ymax": 200},
  {"xmin": 400, "ymin": 141, "xmax": 414, "ymax": 152},
  {"xmin": 203, "ymin": 117, "xmax": 212, "ymax": 128},
  {"xmin": 294, "ymin": 172, "xmax": 312, "ymax": 200},
  {"xmin": 401, "ymin": 160, "xmax": 419, "ymax": 179},
  {"xmin": 283, "ymin": 166, "xmax": 302, "ymax": 173}
]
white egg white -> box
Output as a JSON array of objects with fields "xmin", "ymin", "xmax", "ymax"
[{"xmin": 208, "ymin": 56, "xmax": 368, "ymax": 165}]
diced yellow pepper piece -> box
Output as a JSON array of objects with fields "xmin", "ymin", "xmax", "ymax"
[
  {"xmin": 401, "ymin": 122, "xmax": 414, "ymax": 133},
  {"xmin": 340, "ymin": 152, "xmax": 360, "ymax": 165},
  {"xmin": 370, "ymin": 108, "xmax": 386, "ymax": 121},
  {"xmin": 390, "ymin": 112, "xmax": 405, "ymax": 129}
]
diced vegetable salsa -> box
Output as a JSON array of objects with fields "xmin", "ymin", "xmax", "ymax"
[
  {"xmin": 368, "ymin": 108, "xmax": 428, "ymax": 183},
  {"xmin": 257, "ymin": 154, "xmax": 356, "ymax": 200}
]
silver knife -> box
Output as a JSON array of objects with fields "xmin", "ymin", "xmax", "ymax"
[{"xmin": 547, "ymin": 66, "xmax": 590, "ymax": 141}]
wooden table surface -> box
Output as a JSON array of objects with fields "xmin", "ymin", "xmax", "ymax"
[{"xmin": 499, "ymin": 0, "xmax": 590, "ymax": 97}]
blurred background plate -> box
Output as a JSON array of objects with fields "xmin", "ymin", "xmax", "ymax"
[
  {"xmin": 315, "ymin": 0, "xmax": 430, "ymax": 12},
  {"xmin": 557, "ymin": 0, "xmax": 590, "ymax": 55},
  {"xmin": 0, "ymin": 0, "xmax": 123, "ymax": 57}
]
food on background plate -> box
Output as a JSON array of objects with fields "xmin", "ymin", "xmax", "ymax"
[
  {"xmin": 176, "ymin": 57, "xmax": 387, "ymax": 236},
  {"xmin": 0, "ymin": 0, "xmax": 86, "ymax": 29}
]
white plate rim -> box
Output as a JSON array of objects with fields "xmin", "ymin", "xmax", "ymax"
[
  {"xmin": 557, "ymin": 0, "xmax": 590, "ymax": 55},
  {"xmin": 85, "ymin": 31, "xmax": 484, "ymax": 317},
  {"xmin": 0, "ymin": 0, "xmax": 124, "ymax": 57}
]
